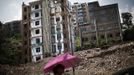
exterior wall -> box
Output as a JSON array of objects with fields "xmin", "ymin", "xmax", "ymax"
[
  {"xmin": 29, "ymin": 1, "xmax": 43, "ymax": 62},
  {"xmin": 62, "ymin": 0, "xmax": 72, "ymax": 53},
  {"xmin": 79, "ymin": 2, "xmax": 122, "ymax": 46},
  {"xmin": 21, "ymin": 3, "xmax": 31, "ymax": 63},
  {"xmin": 22, "ymin": 0, "xmax": 72, "ymax": 62},
  {"xmin": 72, "ymin": 3, "xmax": 89, "ymax": 26},
  {"xmin": 48, "ymin": 0, "xmax": 71, "ymax": 55},
  {"xmin": 42, "ymin": 0, "xmax": 52, "ymax": 55}
]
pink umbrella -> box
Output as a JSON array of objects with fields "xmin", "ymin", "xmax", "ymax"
[{"xmin": 43, "ymin": 53, "xmax": 80, "ymax": 73}]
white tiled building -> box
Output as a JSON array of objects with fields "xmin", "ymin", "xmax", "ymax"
[
  {"xmin": 22, "ymin": 0, "xmax": 73, "ymax": 62},
  {"xmin": 30, "ymin": 1, "xmax": 43, "ymax": 62}
]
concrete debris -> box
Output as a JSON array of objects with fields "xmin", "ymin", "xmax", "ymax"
[
  {"xmin": 75, "ymin": 42, "xmax": 134, "ymax": 75},
  {"xmin": 0, "ymin": 42, "xmax": 134, "ymax": 75}
]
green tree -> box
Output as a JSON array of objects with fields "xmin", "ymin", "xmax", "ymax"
[
  {"xmin": 0, "ymin": 21, "xmax": 22, "ymax": 65},
  {"xmin": 122, "ymin": 12, "xmax": 133, "ymax": 29},
  {"xmin": 122, "ymin": 12, "xmax": 134, "ymax": 41}
]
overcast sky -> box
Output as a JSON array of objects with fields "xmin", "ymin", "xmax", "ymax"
[{"xmin": 0, "ymin": 0, "xmax": 134, "ymax": 23}]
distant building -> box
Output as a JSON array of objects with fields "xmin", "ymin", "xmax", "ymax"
[
  {"xmin": 72, "ymin": 2, "xmax": 90, "ymax": 26},
  {"xmin": 4, "ymin": 20, "xmax": 21, "ymax": 37},
  {"xmin": 21, "ymin": 0, "xmax": 73, "ymax": 63},
  {"xmin": 79, "ymin": 1, "xmax": 123, "ymax": 46},
  {"xmin": 71, "ymin": 2, "xmax": 90, "ymax": 47}
]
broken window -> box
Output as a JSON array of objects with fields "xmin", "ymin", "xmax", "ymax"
[
  {"xmin": 36, "ymin": 56, "xmax": 41, "ymax": 61},
  {"xmin": 35, "ymin": 21, "xmax": 40, "ymax": 26},
  {"xmin": 35, "ymin": 12, "xmax": 39, "ymax": 17},
  {"xmin": 36, "ymin": 38, "xmax": 40, "ymax": 44},
  {"xmin": 35, "ymin": 4, "xmax": 39, "ymax": 9},
  {"xmin": 36, "ymin": 47, "xmax": 40, "ymax": 53},
  {"xmin": 35, "ymin": 29, "xmax": 40, "ymax": 34}
]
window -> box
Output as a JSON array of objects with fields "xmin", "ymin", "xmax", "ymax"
[
  {"xmin": 36, "ymin": 47, "xmax": 40, "ymax": 52},
  {"xmin": 56, "ymin": 17, "xmax": 60, "ymax": 22},
  {"xmin": 62, "ymin": 7, "xmax": 64, "ymax": 11},
  {"xmin": 35, "ymin": 12, "xmax": 39, "ymax": 17},
  {"xmin": 101, "ymin": 35, "xmax": 105, "ymax": 39},
  {"xmin": 51, "ymin": 17, "xmax": 54, "ymax": 24},
  {"xmin": 52, "ymin": 35, "xmax": 56, "ymax": 43},
  {"xmin": 24, "ymin": 32, "xmax": 27, "ymax": 37},
  {"xmin": 35, "ymin": 21, "xmax": 40, "ymax": 26},
  {"xmin": 35, "ymin": 5, "xmax": 39, "ymax": 9},
  {"xmin": 51, "ymin": 26, "xmax": 55, "ymax": 34},
  {"xmin": 91, "ymin": 36, "xmax": 96, "ymax": 40},
  {"xmin": 57, "ymin": 33, "xmax": 61, "ymax": 39},
  {"xmin": 57, "ymin": 27, "xmax": 61, "ymax": 32},
  {"xmin": 81, "ymin": 28, "xmax": 86, "ymax": 32},
  {"xmin": 24, "ymin": 7, "xmax": 27, "ymax": 12},
  {"xmin": 116, "ymin": 33, "xmax": 120, "ymax": 36},
  {"xmin": 23, "ymin": 15, "xmax": 27, "ymax": 20},
  {"xmin": 108, "ymin": 34, "xmax": 113, "ymax": 38},
  {"xmin": 58, "ymin": 43, "xmax": 62, "ymax": 50},
  {"xmin": 82, "ymin": 37, "xmax": 88, "ymax": 42},
  {"xmin": 24, "ymin": 24, "xmax": 27, "ymax": 28},
  {"xmin": 35, "ymin": 29, "xmax": 40, "ymax": 34},
  {"xmin": 36, "ymin": 38, "xmax": 40, "ymax": 43},
  {"xmin": 24, "ymin": 41, "xmax": 27, "ymax": 45},
  {"xmin": 62, "ymin": 16, "xmax": 65, "ymax": 20},
  {"xmin": 36, "ymin": 56, "xmax": 41, "ymax": 61},
  {"xmin": 52, "ymin": 45, "xmax": 56, "ymax": 53}
]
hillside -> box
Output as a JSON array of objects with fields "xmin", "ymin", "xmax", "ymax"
[{"xmin": 0, "ymin": 42, "xmax": 134, "ymax": 75}]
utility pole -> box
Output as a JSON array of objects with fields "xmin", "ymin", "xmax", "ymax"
[
  {"xmin": 94, "ymin": 19, "xmax": 99, "ymax": 46},
  {"xmin": 105, "ymin": 31, "xmax": 108, "ymax": 44},
  {"xmin": 70, "ymin": 12, "xmax": 76, "ymax": 75}
]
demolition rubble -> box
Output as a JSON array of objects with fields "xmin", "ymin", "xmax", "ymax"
[{"xmin": 0, "ymin": 42, "xmax": 134, "ymax": 75}]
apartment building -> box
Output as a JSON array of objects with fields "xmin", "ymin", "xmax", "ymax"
[
  {"xmin": 79, "ymin": 2, "xmax": 122, "ymax": 46},
  {"xmin": 71, "ymin": 2, "xmax": 90, "ymax": 46},
  {"xmin": 72, "ymin": 2, "xmax": 89, "ymax": 26},
  {"xmin": 21, "ymin": 0, "xmax": 72, "ymax": 62}
]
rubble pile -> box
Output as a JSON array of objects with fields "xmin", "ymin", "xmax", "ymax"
[
  {"xmin": 75, "ymin": 42, "xmax": 134, "ymax": 75},
  {"xmin": 0, "ymin": 42, "xmax": 134, "ymax": 75}
]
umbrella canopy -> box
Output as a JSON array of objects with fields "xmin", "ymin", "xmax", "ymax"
[{"xmin": 43, "ymin": 53, "xmax": 80, "ymax": 73}]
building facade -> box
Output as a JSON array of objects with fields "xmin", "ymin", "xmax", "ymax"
[
  {"xmin": 72, "ymin": 2, "xmax": 89, "ymax": 26},
  {"xmin": 79, "ymin": 2, "xmax": 122, "ymax": 46},
  {"xmin": 21, "ymin": 0, "xmax": 72, "ymax": 62},
  {"xmin": 21, "ymin": 3, "xmax": 31, "ymax": 63}
]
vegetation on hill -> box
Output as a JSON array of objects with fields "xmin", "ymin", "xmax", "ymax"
[{"xmin": 0, "ymin": 22, "xmax": 22, "ymax": 65}]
